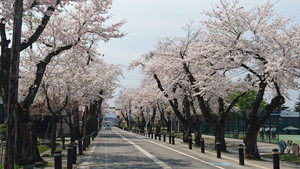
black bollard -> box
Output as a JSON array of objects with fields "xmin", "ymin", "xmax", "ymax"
[
  {"xmin": 216, "ymin": 142, "xmax": 221, "ymax": 158},
  {"xmin": 88, "ymin": 135, "xmax": 91, "ymax": 146},
  {"xmin": 92, "ymin": 133, "xmax": 95, "ymax": 141},
  {"xmin": 172, "ymin": 136, "xmax": 175, "ymax": 145},
  {"xmin": 188, "ymin": 136, "xmax": 192, "ymax": 149},
  {"xmin": 169, "ymin": 134, "xmax": 172, "ymax": 144},
  {"xmin": 155, "ymin": 134, "xmax": 157, "ymax": 140},
  {"xmin": 72, "ymin": 144, "xmax": 77, "ymax": 164},
  {"xmin": 78, "ymin": 140, "xmax": 83, "ymax": 155},
  {"xmin": 67, "ymin": 146, "xmax": 74, "ymax": 169},
  {"xmin": 159, "ymin": 134, "xmax": 161, "ymax": 141},
  {"xmin": 151, "ymin": 133, "xmax": 153, "ymax": 139},
  {"xmin": 148, "ymin": 133, "xmax": 150, "ymax": 138},
  {"xmin": 163, "ymin": 134, "xmax": 166, "ymax": 142},
  {"xmin": 54, "ymin": 151, "xmax": 62, "ymax": 169},
  {"xmin": 238, "ymin": 144, "xmax": 244, "ymax": 165},
  {"xmin": 200, "ymin": 138, "xmax": 205, "ymax": 153},
  {"xmin": 83, "ymin": 137, "xmax": 87, "ymax": 151},
  {"xmin": 272, "ymin": 148, "xmax": 280, "ymax": 169}
]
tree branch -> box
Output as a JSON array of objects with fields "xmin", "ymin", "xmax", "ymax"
[
  {"xmin": 23, "ymin": 43, "xmax": 75, "ymax": 108},
  {"xmin": 21, "ymin": 0, "xmax": 61, "ymax": 51},
  {"xmin": 153, "ymin": 73, "xmax": 187, "ymax": 124}
]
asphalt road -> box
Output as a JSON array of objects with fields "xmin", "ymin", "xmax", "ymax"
[{"xmin": 76, "ymin": 127, "xmax": 288, "ymax": 169}]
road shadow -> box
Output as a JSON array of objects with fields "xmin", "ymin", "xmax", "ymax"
[{"xmin": 78, "ymin": 152, "xmax": 162, "ymax": 169}]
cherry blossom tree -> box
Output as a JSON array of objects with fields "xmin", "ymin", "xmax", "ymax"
[
  {"xmin": 201, "ymin": 0, "xmax": 300, "ymax": 159},
  {"xmin": 131, "ymin": 30, "xmax": 206, "ymax": 143},
  {"xmin": 132, "ymin": 23, "xmax": 250, "ymax": 149},
  {"xmin": 115, "ymin": 88, "xmax": 135, "ymax": 130},
  {"xmin": 20, "ymin": 47, "xmax": 122, "ymax": 155},
  {"xmin": 133, "ymin": 78, "xmax": 168, "ymax": 134},
  {"xmin": 1, "ymin": 0, "xmax": 125, "ymax": 165}
]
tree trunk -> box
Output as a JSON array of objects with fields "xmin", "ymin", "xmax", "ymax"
[
  {"xmin": 59, "ymin": 115, "xmax": 65, "ymax": 149},
  {"xmin": 68, "ymin": 114, "xmax": 75, "ymax": 143},
  {"xmin": 4, "ymin": 0, "xmax": 23, "ymax": 167},
  {"xmin": 166, "ymin": 117, "xmax": 171, "ymax": 133},
  {"xmin": 147, "ymin": 107, "xmax": 156, "ymax": 134},
  {"xmin": 50, "ymin": 114, "xmax": 58, "ymax": 156},
  {"xmin": 215, "ymin": 123, "xmax": 226, "ymax": 151},
  {"xmin": 17, "ymin": 122, "xmax": 43, "ymax": 165},
  {"xmin": 140, "ymin": 113, "xmax": 146, "ymax": 133},
  {"xmin": 192, "ymin": 115, "xmax": 202, "ymax": 146},
  {"xmin": 244, "ymin": 93, "xmax": 284, "ymax": 159},
  {"xmin": 182, "ymin": 122, "xmax": 191, "ymax": 142},
  {"xmin": 155, "ymin": 123, "xmax": 162, "ymax": 134},
  {"xmin": 244, "ymin": 125, "xmax": 260, "ymax": 159},
  {"xmin": 73, "ymin": 109, "xmax": 81, "ymax": 139}
]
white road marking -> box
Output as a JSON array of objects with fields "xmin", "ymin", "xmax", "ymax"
[
  {"xmin": 124, "ymin": 131, "xmax": 225, "ymax": 169},
  {"xmin": 113, "ymin": 129, "xmax": 172, "ymax": 169},
  {"xmin": 126, "ymin": 130, "xmax": 272, "ymax": 169}
]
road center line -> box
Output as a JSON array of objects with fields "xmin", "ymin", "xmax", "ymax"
[{"xmin": 113, "ymin": 129, "xmax": 172, "ymax": 169}]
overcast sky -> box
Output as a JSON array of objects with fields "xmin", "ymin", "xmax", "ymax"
[{"xmin": 100, "ymin": 0, "xmax": 300, "ymax": 109}]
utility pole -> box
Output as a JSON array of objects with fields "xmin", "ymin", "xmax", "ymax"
[{"xmin": 5, "ymin": 0, "xmax": 23, "ymax": 168}]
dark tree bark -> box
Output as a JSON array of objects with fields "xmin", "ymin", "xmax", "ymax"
[
  {"xmin": 181, "ymin": 95, "xmax": 192, "ymax": 142},
  {"xmin": 5, "ymin": 0, "xmax": 23, "ymax": 167},
  {"xmin": 85, "ymin": 99, "xmax": 102, "ymax": 136},
  {"xmin": 140, "ymin": 111, "xmax": 146, "ymax": 133},
  {"xmin": 192, "ymin": 115, "xmax": 202, "ymax": 146},
  {"xmin": 215, "ymin": 123, "xmax": 226, "ymax": 150},
  {"xmin": 72, "ymin": 107, "xmax": 81, "ymax": 139},
  {"xmin": 58, "ymin": 115, "xmax": 65, "ymax": 149},
  {"xmin": 244, "ymin": 93, "xmax": 285, "ymax": 159},
  {"xmin": 50, "ymin": 114, "xmax": 58, "ymax": 156},
  {"xmin": 147, "ymin": 107, "xmax": 157, "ymax": 134}
]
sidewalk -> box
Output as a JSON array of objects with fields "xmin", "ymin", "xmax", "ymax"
[{"xmin": 36, "ymin": 138, "xmax": 95, "ymax": 169}]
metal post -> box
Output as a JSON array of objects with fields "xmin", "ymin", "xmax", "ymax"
[
  {"xmin": 67, "ymin": 146, "xmax": 74, "ymax": 169},
  {"xmin": 163, "ymin": 134, "xmax": 166, "ymax": 142},
  {"xmin": 83, "ymin": 137, "xmax": 86, "ymax": 151},
  {"xmin": 155, "ymin": 134, "xmax": 157, "ymax": 140},
  {"xmin": 72, "ymin": 144, "xmax": 77, "ymax": 164},
  {"xmin": 151, "ymin": 133, "xmax": 153, "ymax": 139},
  {"xmin": 159, "ymin": 134, "xmax": 161, "ymax": 141},
  {"xmin": 200, "ymin": 138, "xmax": 205, "ymax": 153},
  {"xmin": 78, "ymin": 140, "xmax": 83, "ymax": 155},
  {"xmin": 188, "ymin": 136, "xmax": 192, "ymax": 149},
  {"xmin": 88, "ymin": 135, "xmax": 91, "ymax": 145},
  {"xmin": 172, "ymin": 135, "xmax": 175, "ymax": 145},
  {"xmin": 169, "ymin": 134, "xmax": 172, "ymax": 144},
  {"xmin": 54, "ymin": 151, "xmax": 62, "ymax": 169},
  {"xmin": 216, "ymin": 142, "xmax": 221, "ymax": 158},
  {"xmin": 272, "ymin": 148, "xmax": 280, "ymax": 169},
  {"xmin": 238, "ymin": 144, "xmax": 244, "ymax": 165}
]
